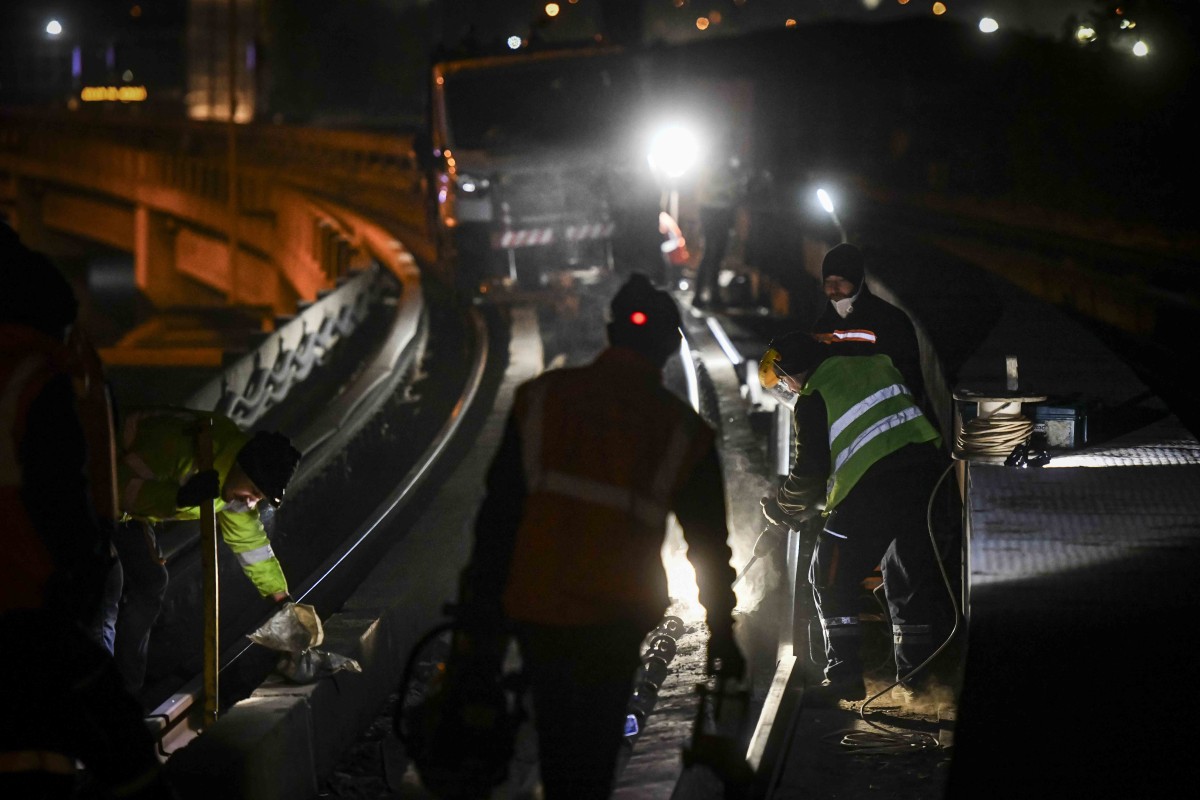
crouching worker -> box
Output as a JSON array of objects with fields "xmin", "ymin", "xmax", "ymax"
[
  {"xmin": 112, "ymin": 408, "xmax": 301, "ymax": 692},
  {"xmin": 759, "ymin": 330, "xmax": 948, "ymax": 705},
  {"xmin": 457, "ymin": 273, "xmax": 745, "ymax": 799}
]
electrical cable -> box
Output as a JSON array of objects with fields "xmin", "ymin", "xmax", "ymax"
[
  {"xmin": 828, "ymin": 461, "xmax": 963, "ymax": 754},
  {"xmin": 955, "ymin": 410, "xmax": 1033, "ymax": 459}
]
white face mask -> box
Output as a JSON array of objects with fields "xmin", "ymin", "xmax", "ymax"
[
  {"xmin": 222, "ymin": 498, "xmax": 254, "ymax": 515},
  {"xmin": 832, "ymin": 296, "xmax": 855, "ymax": 319}
]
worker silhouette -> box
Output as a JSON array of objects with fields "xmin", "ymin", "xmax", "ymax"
[
  {"xmin": 1, "ymin": 224, "xmax": 177, "ymax": 799},
  {"xmin": 457, "ymin": 273, "xmax": 745, "ymax": 798}
]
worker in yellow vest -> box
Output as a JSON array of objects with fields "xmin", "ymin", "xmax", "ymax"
[{"xmin": 112, "ymin": 408, "xmax": 300, "ymax": 692}]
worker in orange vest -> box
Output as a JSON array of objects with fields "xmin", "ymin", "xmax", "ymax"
[
  {"xmin": 457, "ymin": 272, "xmax": 744, "ymax": 799},
  {"xmin": 0, "ymin": 223, "xmax": 176, "ymax": 799}
]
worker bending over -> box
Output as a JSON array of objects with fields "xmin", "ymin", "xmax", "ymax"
[{"xmin": 112, "ymin": 408, "xmax": 301, "ymax": 692}]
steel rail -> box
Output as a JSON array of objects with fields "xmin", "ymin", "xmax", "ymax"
[{"xmin": 148, "ymin": 296, "xmax": 488, "ymax": 758}]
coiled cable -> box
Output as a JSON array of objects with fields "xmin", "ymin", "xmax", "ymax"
[{"xmin": 955, "ymin": 410, "xmax": 1033, "ymax": 460}]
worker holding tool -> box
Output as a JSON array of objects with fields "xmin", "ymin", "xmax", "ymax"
[
  {"xmin": 110, "ymin": 408, "xmax": 301, "ymax": 693},
  {"xmin": 758, "ymin": 329, "xmax": 948, "ymax": 705},
  {"xmin": 456, "ymin": 273, "xmax": 745, "ymax": 799}
]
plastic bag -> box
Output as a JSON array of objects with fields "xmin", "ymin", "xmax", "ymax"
[
  {"xmin": 248, "ymin": 602, "xmax": 324, "ymax": 652},
  {"xmin": 276, "ymin": 648, "xmax": 363, "ymax": 683},
  {"xmin": 247, "ymin": 602, "xmax": 362, "ymax": 683}
]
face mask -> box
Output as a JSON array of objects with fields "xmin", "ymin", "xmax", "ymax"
[
  {"xmin": 223, "ymin": 498, "xmax": 253, "ymax": 515},
  {"xmin": 767, "ymin": 382, "xmax": 799, "ymax": 409},
  {"xmin": 832, "ymin": 296, "xmax": 855, "ymax": 319}
]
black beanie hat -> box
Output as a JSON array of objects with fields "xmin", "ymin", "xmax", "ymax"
[
  {"xmin": 1, "ymin": 223, "xmax": 78, "ymax": 338},
  {"xmin": 821, "ymin": 243, "xmax": 864, "ymax": 289},
  {"xmin": 609, "ymin": 273, "xmax": 681, "ymax": 335},
  {"xmin": 237, "ymin": 431, "xmax": 301, "ymax": 508}
]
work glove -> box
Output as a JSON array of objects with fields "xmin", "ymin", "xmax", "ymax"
[
  {"xmin": 176, "ymin": 469, "xmax": 220, "ymax": 508},
  {"xmin": 706, "ymin": 627, "xmax": 746, "ymax": 680},
  {"xmin": 760, "ymin": 495, "xmax": 794, "ymax": 528}
]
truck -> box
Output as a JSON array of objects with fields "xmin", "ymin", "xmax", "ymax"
[{"xmin": 419, "ymin": 43, "xmax": 678, "ymax": 298}]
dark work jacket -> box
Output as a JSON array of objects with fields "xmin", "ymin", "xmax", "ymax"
[{"xmin": 811, "ymin": 283, "xmax": 927, "ymax": 414}]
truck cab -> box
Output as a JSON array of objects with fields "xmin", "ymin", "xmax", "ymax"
[{"xmin": 424, "ymin": 44, "xmax": 668, "ymax": 298}]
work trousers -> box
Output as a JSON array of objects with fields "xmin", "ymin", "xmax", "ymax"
[
  {"xmin": 514, "ymin": 619, "xmax": 648, "ymax": 800},
  {"xmin": 110, "ymin": 521, "xmax": 169, "ymax": 693},
  {"xmin": 809, "ymin": 444, "xmax": 948, "ymax": 685},
  {"xmin": 695, "ymin": 204, "xmax": 734, "ymax": 305},
  {"xmin": 0, "ymin": 609, "xmax": 174, "ymax": 800}
]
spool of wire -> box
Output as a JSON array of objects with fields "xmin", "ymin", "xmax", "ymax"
[{"xmin": 955, "ymin": 411, "xmax": 1034, "ymax": 459}]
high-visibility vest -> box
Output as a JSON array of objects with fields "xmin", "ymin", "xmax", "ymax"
[
  {"xmin": 0, "ymin": 326, "xmax": 69, "ymax": 612},
  {"xmin": 117, "ymin": 408, "xmax": 288, "ymax": 597},
  {"xmin": 501, "ymin": 348, "xmax": 715, "ymax": 626},
  {"xmin": 802, "ymin": 354, "xmax": 940, "ymax": 511}
]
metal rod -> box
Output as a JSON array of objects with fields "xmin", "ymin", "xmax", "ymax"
[{"xmin": 196, "ymin": 417, "xmax": 220, "ymax": 725}]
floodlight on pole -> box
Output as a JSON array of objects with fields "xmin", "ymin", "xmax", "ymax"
[{"xmin": 816, "ymin": 187, "xmax": 847, "ymax": 243}]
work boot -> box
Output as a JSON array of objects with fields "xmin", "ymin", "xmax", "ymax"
[{"xmin": 802, "ymin": 676, "xmax": 866, "ymax": 708}]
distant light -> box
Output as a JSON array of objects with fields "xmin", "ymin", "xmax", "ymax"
[
  {"xmin": 1120, "ymin": 19, "xmax": 1136, "ymax": 30},
  {"xmin": 507, "ymin": 35, "xmax": 522, "ymax": 50},
  {"xmin": 648, "ymin": 124, "xmax": 701, "ymax": 179},
  {"xmin": 130, "ymin": 4, "xmax": 142, "ymax": 18},
  {"xmin": 932, "ymin": 2, "xmax": 947, "ymax": 16},
  {"xmin": 816, "ymin": 188, "xmax": 835, "ymax": 215},
  {"xmin": 1074, "ymin": 25, "xmax": 1097, "ymax": 44},
  {"xmin": 979, "ymin": 17, "xmax": 999, "ymax": 34},
  {"xmin": 898, "ymin": 0, "xmax": 910, "ymax": 5},
  {"xmin": 122, "ymin": 69, "xmax": 134, "ymax": 82},
  {"xmin": 1131, "ymin": 40, "xmax": 1149, "ymax": 57},
  {"xmin": 673, "ymin": 0, "xmax": 685, "ymax": 7},
  {"xmin": 696, "ymin": 17, "xmax": 709, "ymax": 31},
  {"xmin": 545, "ymin": 3, "xmax": 560, "ymax": 17},
  {"xmin": 785, "ymin": 18, "xmax": 797, "ymax": 28},
  {"xmin": 46, "ymin": 20, "xmax": 63, "ymax": 36},
  {"xmin": 710, "ymin": 11, "xmax": 722, "ymax": 25}
]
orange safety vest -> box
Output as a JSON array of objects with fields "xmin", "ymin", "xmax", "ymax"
[
  {"xmin": 502, "ymin": 348, "xmax": 715, "ymax": 626},
  {"xmin": 0, "ymin": 325, "xmax": 70, "ymax": 613}
]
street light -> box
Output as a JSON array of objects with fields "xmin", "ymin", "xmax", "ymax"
[{"xmin": 816, "ymin": 187, "xmax": 847, "ymax": 243}]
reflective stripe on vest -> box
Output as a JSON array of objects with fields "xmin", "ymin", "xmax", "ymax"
[
  {"xmin": 235, "ymin": 543, "xmax": 275, "ymax": 567},
  {"xmin": 832, "ymin": 404, "xmax": 924, "ymax": 476},
  {"xmin": 0, "ymin": 356, "xmax": 43, "ymax": 484},
  {"xmin": 520, "ymin": 382, "xmax": 691, "ymax": 523},
  {"xmin": 819, "ymin": 329, "xmax": 877, "ymax": 343}
]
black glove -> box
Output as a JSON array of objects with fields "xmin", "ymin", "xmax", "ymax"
[
  {"xmin": 176, "ymin": 469, "xmax": 220, "ymax": 507},
  {"xmin": 706, "ymin": 628, "xmax": 746, "ymax": 680},
  {"xmin": 760, "ymin": 495, "xmax": 792, "ymax": 527}
]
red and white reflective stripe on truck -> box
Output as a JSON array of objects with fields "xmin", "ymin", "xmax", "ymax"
[
  {"xmin": 493, "ymin": 222, "xmax": 615, "ymax": 249},
  {"xmin": 565, "ymin": 222, "xmax": 615, "ymax": 242},
  {"xmin": 495, "ymin": 228, "xmax": 555, "ymax": 248}
]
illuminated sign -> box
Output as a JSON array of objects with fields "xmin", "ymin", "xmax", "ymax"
[{"xmin": 80, "ymin": 85, "xmax": 148, "ymax": 103}]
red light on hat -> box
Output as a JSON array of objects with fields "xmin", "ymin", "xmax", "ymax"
[{"xmin": 630, "ymin": 311, "xmax": 647, "ymax": 325}]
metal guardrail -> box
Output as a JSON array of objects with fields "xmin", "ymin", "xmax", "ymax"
[{"xmin": 183, "ymin": 263, "xmax": 388, "ymax": 430}]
